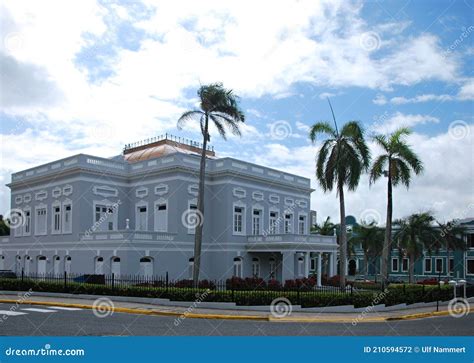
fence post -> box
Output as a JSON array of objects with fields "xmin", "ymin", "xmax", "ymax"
[
  {"xmin": 350, "ymin": 284, "xmax": 353, "ymax": 295},
  {"xmin": 231, "ymin": 279, "xmax": 235, "ymax": 301},
  {"xmin": 166, "ymin": 272, "xmax": 169, "ymax": 293},
  {"xmin": 112, "ymin": 273, "xmax": 115, "ymax": 291},
  {"xmin": 297, "ymin": 285, "xmax": 301, "ymax": 305},
  {"xmin": 21, "ymin": 269, "xmax": 24, "ymax": 283},
  {"xmin": 63, "ymin": 271, "xmax": 67, "ymax": 291}
]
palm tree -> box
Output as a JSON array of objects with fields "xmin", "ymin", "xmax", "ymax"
[
  {"xmin": 309, "ymin": 101, "xmax": 371, "ymax": 287},
  {"xmin": 311, "ymin": 216, "xmax": 335, "ymax": 235},
  {"xmin": 370, "ymin": 128, "xmax": 423, "ymax": 282},
  {"xmin": 393, "ymin": 212, "xmax": 438, "ymax": 283},
  {"xmin": 349, "ymin": 222, "xmax": 384, "ymax": 276},
  {"xmin": 178, "ymin": 83, "xmax": 245, "ymax": 285},
  {"xmin": 436, "ymin": 220, "xmax": 467, "ymax": 277}
]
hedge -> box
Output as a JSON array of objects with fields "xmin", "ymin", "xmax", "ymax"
[{"xmin": 0, "ymin": 278, "xmax": 453, "ymax": 308}]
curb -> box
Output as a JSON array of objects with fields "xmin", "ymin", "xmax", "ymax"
[{"xmin": 1, "ymin": 298, "xmax": 469, "ymax": 323}]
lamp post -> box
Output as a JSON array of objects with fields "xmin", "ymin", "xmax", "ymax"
[
  {"xmin": 459, "ymin": 279, "xmax": 467, "ymax": 299},
  {"xmin": 448, "ymin": 280, "xmax": 457, "ymax": 299}
]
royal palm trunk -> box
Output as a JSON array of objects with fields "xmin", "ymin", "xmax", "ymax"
[
  {"xmin": 382, "ymin": 167, "xmax": 393, "ymax": 282},
  {"xmin": 192, "ymin": 114, "xmax": 209, "ymax": 286},
  {"xmin": 338, "ymin": 183, "xmax": 347, "ymax": 288}
]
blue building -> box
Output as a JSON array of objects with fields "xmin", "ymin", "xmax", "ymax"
[{"xmin": 1, "ymin": 135, "xmax": 337, "ymax": 283}]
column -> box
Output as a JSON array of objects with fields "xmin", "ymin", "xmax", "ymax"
[
  {"xmin": 281, "ymin": 251, "xmax": 295, "ymax": 282},
  {"xmin": 330, "ymin": 252, "xmax": 337, "ymax": 277},
  {"xmin": 317, "ymin": 252, "xmax": 322, "ymax": 287},
  {"xmin": 304, "ymin": 252, "xmax": 310, "ymax": 278}
]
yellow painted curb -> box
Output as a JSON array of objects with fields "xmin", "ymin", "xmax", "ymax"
[
  {"xmin": 0, "ymin": 299, "xmax": 268, "ymax": 321},
  {"xmin": 386, "ymin": 306, "xmax": 474, "ymax": 321}
]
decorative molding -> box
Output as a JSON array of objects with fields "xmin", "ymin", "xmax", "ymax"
[
  {"xmin": 296, "ymin": 200, "xmax": 308, "ymax": 208},
  {"xmin": 93, "ymin": 185, "xmax": 118, "ymax": 198},
  {"xmin": 35, "ymin": 190, "xmax": 48, "ymax": 201},
  {"xmin": 252, "ymin": 191, "xmax": 264, "ymax": 201},
  {"xmin": 135, "ymin": 187, "xmax": 149, "ymax": 198},
  {"xmin": 233, "ymin": 187, "xmax": 246, "ymax": 199},
  {"xmin": 52, "ymin": 187, "xmax": 62, "ymax": 198},
  {"xmin": 63, "ymin": 185, "xmax": 73, "ymax": 196},
  {"xmin": 188, "ymin": 184, "xmax": 198, "ymax": 196},
  {"xmin": 269, "ymin": 194, "xmax": 280, "ymax": 204},
  {"xmin": 15, "ymin": 196, "xmax": 23, "ymax": 204},
  {"xmin": 23, "ymin": 194, "xmax": 31, "ymax": 203},
  {"xmin": 154, "ymin": 184, "xmax": 168, "ymax": 196},
  {"xmin": 284, "ymin": 197, "xmax": 295, "ymax": 206}
]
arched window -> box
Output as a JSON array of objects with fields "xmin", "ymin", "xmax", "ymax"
[
  {"xmin": 252, "ymin": 258, "xmax": 260, "ymax": 278},
  {"xmin": 233, "ymin": 257, "xmax": 243, "ymax": 278},
  {"xmin": 188, "ymin": 258, "xmax": 194, "ymax": 280},
  {"xmin": 140, "ymin": 257, "xmax": 153, "ymax": 278},
  {"xmin": 15, "ymin": 256, "xmax": 21, "ymax": 275}
]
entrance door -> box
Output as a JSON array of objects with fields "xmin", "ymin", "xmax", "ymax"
[
  {"xmin": 24, "ymin": 256, "xmax": 31, "ymax": 275},
  {"xmin": 95, "ymin": 257, "xmax": 104, "ymax": 274},
  {"xmin": 348, "ymin": 259, "xmax": 357, "ymax": 276},
  {"xmin": 37, "ymin": 256, "xmax": 47, "ymax": 275},
  {"xmin": 53, "ymin": 256, "xmax": 61, "ymax": 275},
  {"xmin": 111, "ymin": 257, "xmax": 121, "ymax": 277},
  {"xmin": 140, "ymin": 257, "xmax": 153, "ymax": 278}
]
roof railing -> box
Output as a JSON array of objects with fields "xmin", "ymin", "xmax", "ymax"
[{"xmin": 123, "ymin": 133, "xmax": 214, "ymax": 152}]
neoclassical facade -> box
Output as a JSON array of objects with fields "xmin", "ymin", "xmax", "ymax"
[{"xmin": 1, "ymin": 135, "xmax": 337, "ymax": 283}]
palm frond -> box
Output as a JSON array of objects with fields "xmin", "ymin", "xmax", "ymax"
[{"xmin": 309, "ymin": 122, "xmax": 336, "ymax": 143}]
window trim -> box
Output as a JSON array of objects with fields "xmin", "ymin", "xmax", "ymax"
[
  {"xmin": 391, "ymin": 257, "xmax": 399, "ymax": 272},
  {"xmin": 297, "ymin": 212, "xmax": 307, "ymax": 235},
  {"xmin": 424, "ymin": 257, "xmax": 432, "ymax": 273},
  {"xmin": 435, "ymin": 257, "xmax": 444, "ymax": 273},
  {"xmin": 269, "ymin": 208, "xmax": 280, "ymax": 235},
  {"xmin": 92, "ymin": 200, "xmax": 119, "ymax": 232},
  {"xmin": 466, "ymin": 258, "xmax": 474, "ymax": 276},
  {"xmin": 23, "ymin": 207, "xmax": 31, "ymax": 236},
  {"xmin": 187, "ymin": 199, "xmax": 198, "ymax": 235},
  {"xmin": 34, "ymin": 204, "xmax": 48, "ymax": 236},
  {"xmin": 232, "ymin": 202, "xmax": 246, "ymax": 236},
  {"xmin": 284, "ymin": 211, "xmax": 294, "ymax": 234},
  {"xmin": 252, "ymin": 257, "xmax": 260, "ymax": 278},
  {"xmin": 251, "ymin": 206, "xmax": 264, "ymax": 236},
  {"xmin": 154, "ymin": 198, "xmax": 168, "ymax": 233},
  {"xmin": 62, "ymin": 200, "xmax": 72, "ymax": 234},
  {"xmin": 135, "ymin": 201, "xmax": 149, "ymax": 231},
  {"xmin": 233, "ymin": 257, "xmax": 243, "ymax": 278},
  {"xmin": 401, "ymin": 258, "xmax": 408, "ymax": 272},
  {"xmin": 51, "ymin": 201, "xmax": 62, "ymax": 235}
]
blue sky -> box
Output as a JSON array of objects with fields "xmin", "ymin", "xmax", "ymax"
[{"xmin": 1, "ymin": 0, "xmax": 473, "ymax": 223}]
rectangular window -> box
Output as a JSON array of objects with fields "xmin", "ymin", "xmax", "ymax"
[
  {"xmin": 310, "ymin": 258, "xmax": 316, "ymax": 271},
  {"xmin": 467, "ymin": 260, "xmax": 474, "ymax": 275},
  {"xmin": 391, "ymin": 258, "xmax": 399, "ymax": 272},
  {"xmin": 188, "ymin": 205, "xmax": 197, "ymax": 234},
  {"xmin": 35, "ymin": 208, "xmax": 47, "ymax": 235},
  {"xmin": 233, "ymin": 207, "xmax": 243, "ymax": 234},
  {"xmin": 95, "ymin": 204, "xmax": 116, "ymax": 231},
  {"xmin": 23, "ymin": 210, "xmax": 31, "ymax": 235},
  {"xmin": 53, "ymin": 205, "xmax": 61, "ymax": 233},
  {"xmin": 155, "ymin": 204, "xmax": 168, "ymax": 232},
  {"xmin": 136, "ymin": 206, "xmax": 147, "ymax": 231},
  {"xmin": 269, "ymin": 211, "xmax": 278, "ymax": 234},
  {"xmin": 435, "ymin": 258, "xmax": 443, "ymax": 273},
  {"xmin": 284, "ymin": 214, "xmax": 292, "ymax": 234},
  {"xmin": 449, "ymin": 258, "xmax": 454, "ymax": 272},
  {"xmin": 62, "ymin": 204, "xmax": 72, "ymax": 233},
  {"xmin": 14, "ymin": 210, "xmax": 23, "ymax": 237},
  {"xmin": 401, "ymin": 258, "xmax": 408, "ymax": 272},
  {"xmin": 298, "ymin": 215, "xmax": 306, "ymax": 235},
  {"xmin": 424, "ymin": 258, "xmax": 432, "ymax": 273},
  {"xmin": 252, "ymin": 210, "xmax": 261, "ymax": 235},
  {"xmin": 467, "ymin": 234, "xmax": 474, "ymax": 249}
]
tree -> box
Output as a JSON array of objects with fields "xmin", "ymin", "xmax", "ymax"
[
  {"xmin": 349, "ymin": 222, "xmax": 383, "ymax": 276},
  {"xmin": 311, "ymin": 216, "xmax": 335, "ymax": 235},
  {"xmin": 177, "ymin": 83, "xmax": 245, "ymax": 285},
  {"xmin": 393, "ymin": 212, "xmax": 438, "ymax": 283},
  {"xmin": 309, "ymin": 100, "xmax": 370, "ymax": 287},
  {"xmin": 0, "ymin": 215, "xmax": 10, "ymax": 236},
  {"xmin": 436, "ymin": 220, "xmax": 467, "ymax": 277},
  {"xmin": 370, "ymin": 128, "xmax": 423, "ymax": 282}
]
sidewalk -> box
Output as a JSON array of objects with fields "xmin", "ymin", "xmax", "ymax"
[{"xmin": 0, "ymin": 291, "xmax": 472, "ymax": 323}]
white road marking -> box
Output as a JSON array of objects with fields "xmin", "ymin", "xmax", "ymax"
[
  {"xmin": 47, "ymin": 306, "xmax": 82, "ymax": 311},
  {"xmin": 0, "ymin": 310, "xmax": 28, "ymax": 316},
  {"xmin": 21, "ymin": 308, "xmax": 58, "ymax": 313}
]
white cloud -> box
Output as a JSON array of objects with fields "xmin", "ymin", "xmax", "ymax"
[
  {"xmin": 372, "ymin": 94, "xmax": 387, "ymax": 105},
  {"xmin": 371, "ymin": 112, "xmax": 439, "ymax": 134},
  {"xmin": 390, "ymin": 94, "xmax": 454, "ymax": 104},
  {"xmin": 458, "ymin": 78, "xmax": 474, "ymax": 100}
]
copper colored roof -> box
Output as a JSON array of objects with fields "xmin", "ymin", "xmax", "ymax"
[{"xmin": 123, "ymin": 138, "xmax": 215, "ymax": 163}]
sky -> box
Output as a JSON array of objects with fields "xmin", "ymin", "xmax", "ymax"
[{"xmin": 0, "ymin": 0, "xmax": 473, "ymax": 225}]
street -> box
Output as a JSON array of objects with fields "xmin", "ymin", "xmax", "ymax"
[{"xmin": 0, "ymin": 303, "xmax": 472, "ymax": 336}]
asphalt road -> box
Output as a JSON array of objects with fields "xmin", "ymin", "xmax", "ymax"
[{"xmin": 0, "ymin": 303, "xmax": 473, "ymax": 336}]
